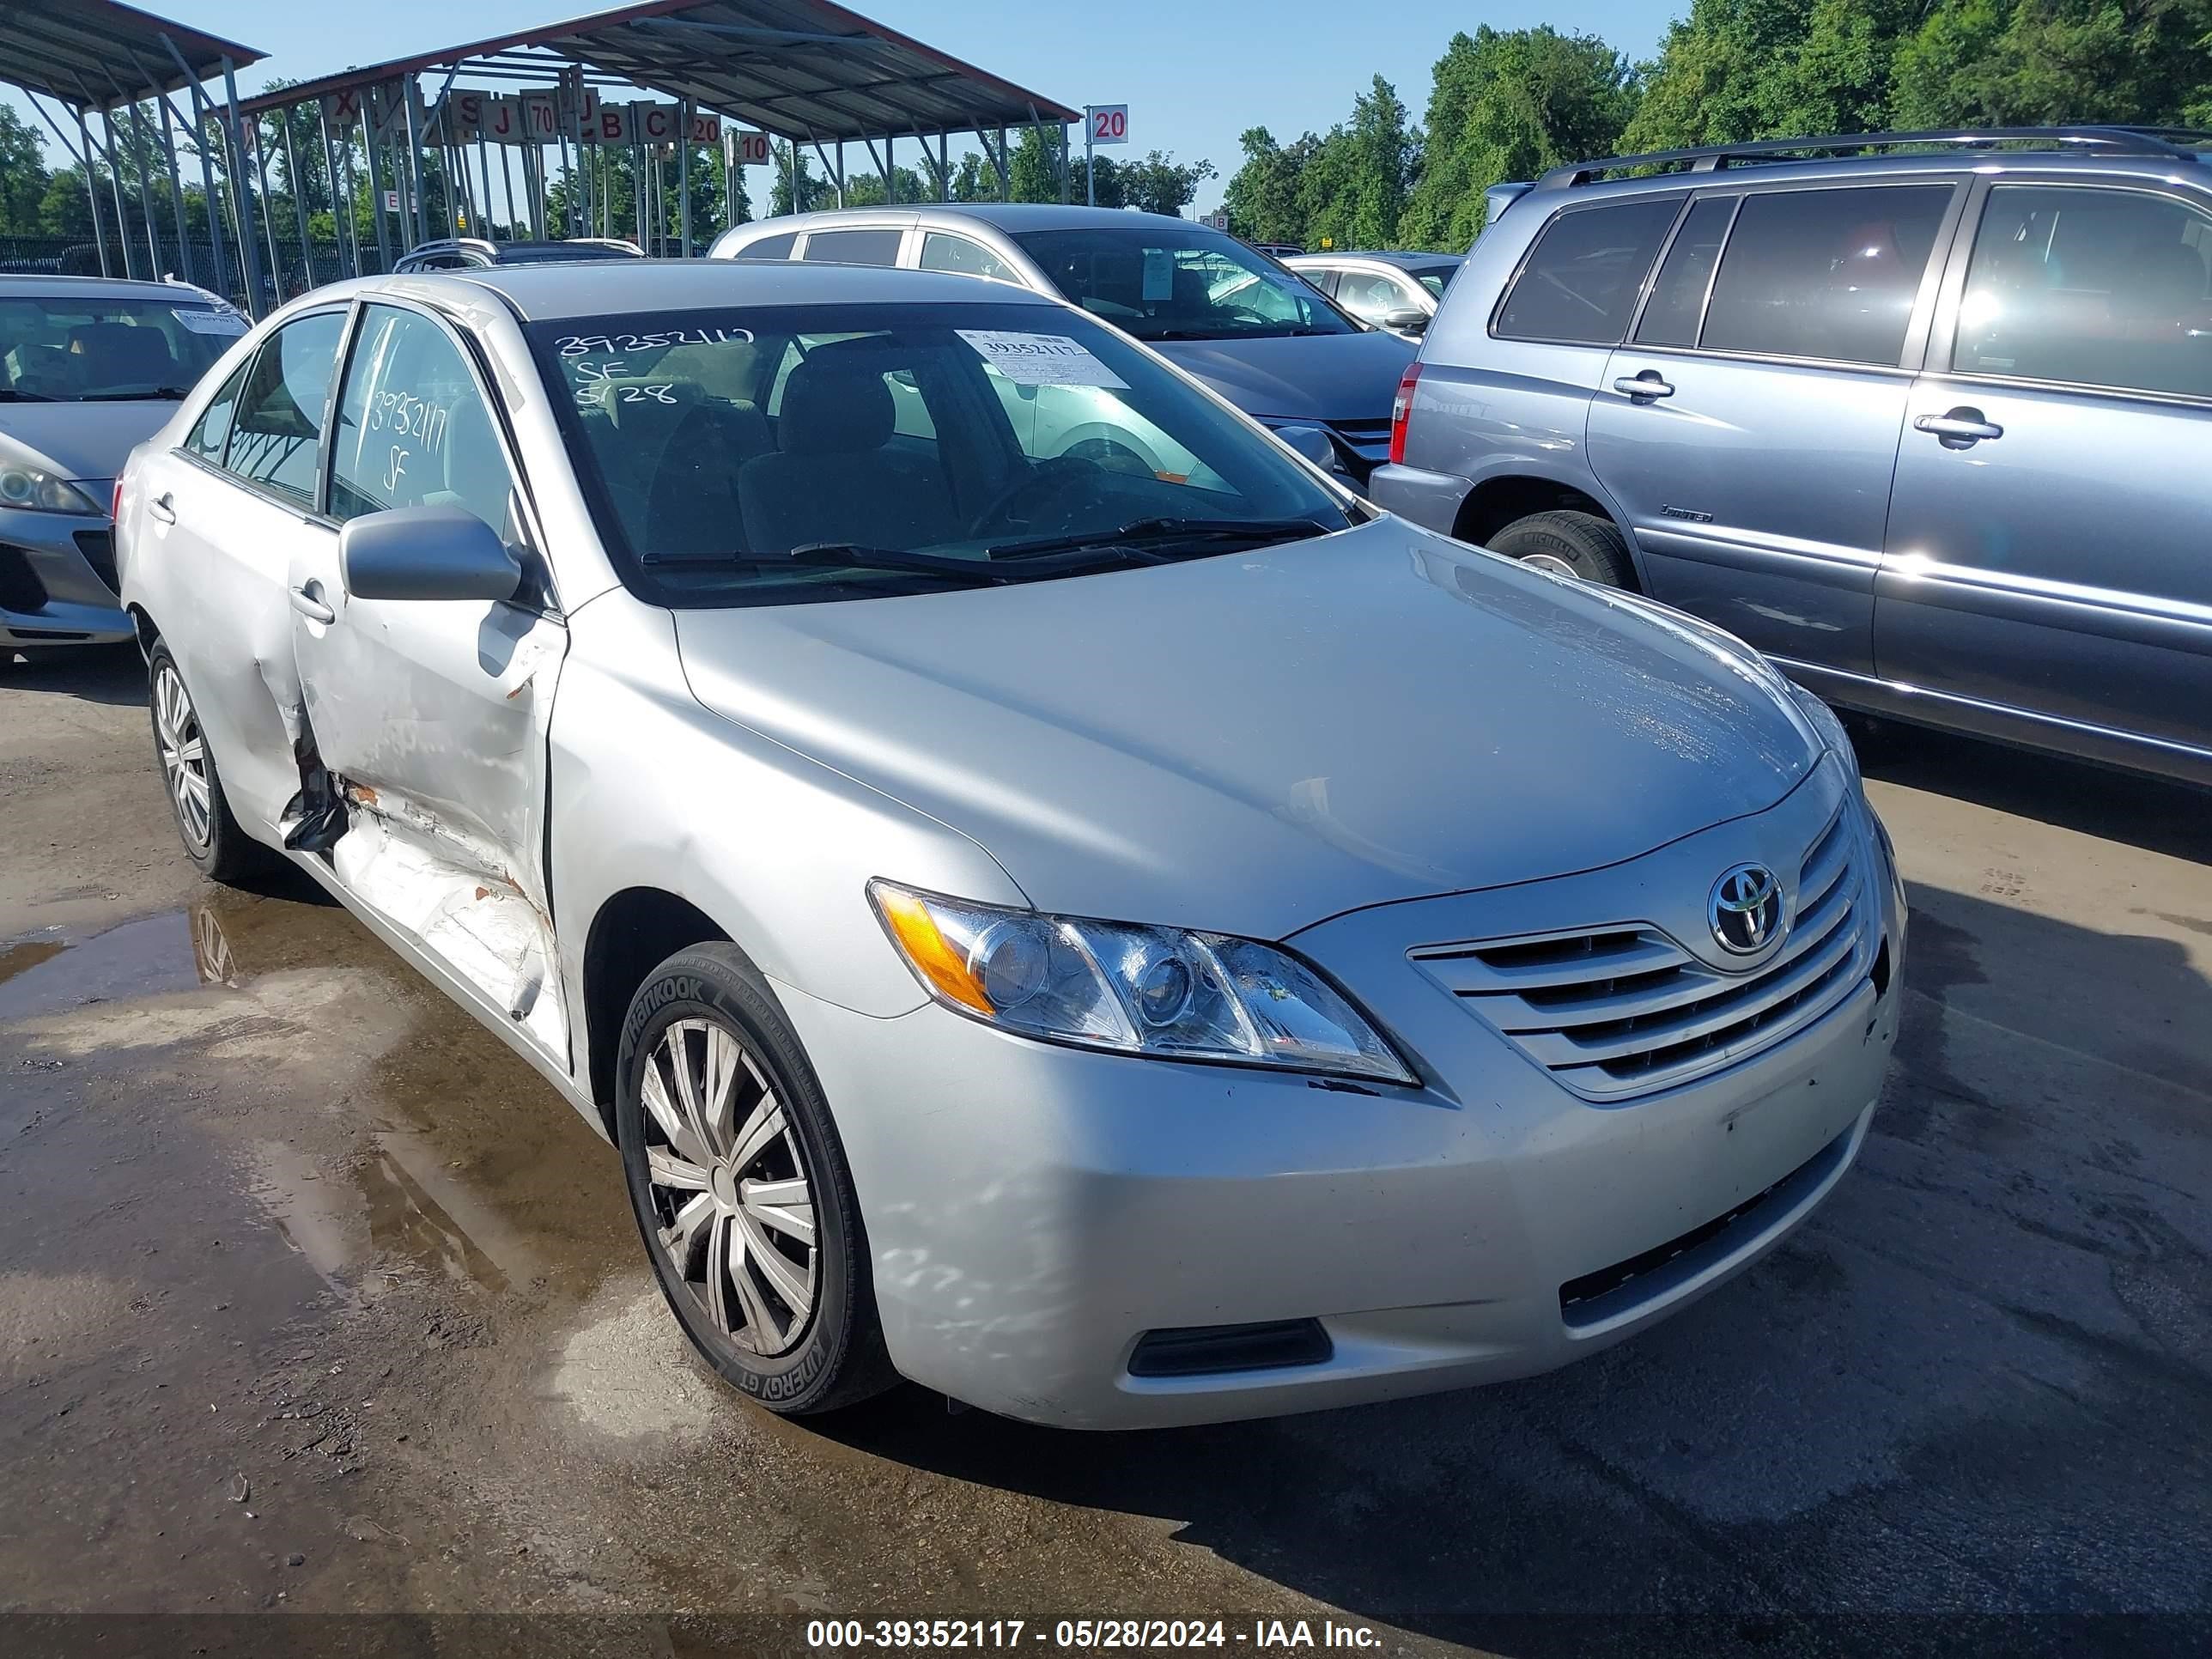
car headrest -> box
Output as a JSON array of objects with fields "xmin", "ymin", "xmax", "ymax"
[{"xmin": 777, "ymin": 355, "xmax": 895, "ymax": 456}]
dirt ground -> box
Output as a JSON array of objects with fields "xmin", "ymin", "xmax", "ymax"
[{"xmin": 1, "ymin": 644, "xmax": 2207, "ymax": 1659}]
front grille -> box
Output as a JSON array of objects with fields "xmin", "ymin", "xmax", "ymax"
[
  {"xmin": 0, "ymin": 544, "xmax": 49, "ymax": 612},
  {"xmin": 73, "ymin": 529, "xmax": 117, "ymax": 594},
  {"xmin": 1324, "ymin": 416, "xmax": 1392, "ymax": 458},
  {"xmin": 1411, "ymin": 805, "xmax": 1871, "ymax": 1102}
]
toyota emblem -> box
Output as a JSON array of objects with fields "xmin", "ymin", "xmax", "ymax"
[{"xmin": 1710, "ymin": 864, "xmax": 1785, "ymax": 956}]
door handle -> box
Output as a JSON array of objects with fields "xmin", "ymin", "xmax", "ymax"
[
  {"xmin": 148, "ymin": 493, "xmax": 175, "ymax": 525},
  {"xmin": 1613, "ymin": 371, "xmax": 1674, "ymax": 399},
  {"xmin": 288, "ymin": 582, "xmax": 335, "ymax": 625},
  {"xmin": 1915, "ymin": 408, "xmax": 2003, "ymax": 447}
]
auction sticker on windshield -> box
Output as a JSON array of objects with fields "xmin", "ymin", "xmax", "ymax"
[
  {"xmin": 956, "ymin": 330, "xmax": 1129, "ymax": 390},
  {"xmin": 173, "ymin": 307, "xmax": 248, "ymax": 335}
]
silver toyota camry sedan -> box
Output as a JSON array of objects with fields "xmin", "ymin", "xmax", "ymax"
[{"xmin": 116, "ymin": 261, "xmax": 1904, "ymax": 1430}]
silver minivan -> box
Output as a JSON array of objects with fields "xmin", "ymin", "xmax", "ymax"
[{"xmin": 1373, "ymin": 126, "xmax": 2212, "ymax": 786}]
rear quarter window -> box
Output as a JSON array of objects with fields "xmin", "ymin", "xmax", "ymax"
[{"xmin": 1493, "ymin": 197, "xmax": 1683, "ymax": 346}]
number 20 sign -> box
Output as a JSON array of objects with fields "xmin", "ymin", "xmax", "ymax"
[{"xmin": 1088, "ymin": 105, "xmax": 1127, "ymax": 145}]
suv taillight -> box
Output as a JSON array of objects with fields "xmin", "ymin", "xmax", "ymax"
[{"xmin": 1388, "ymin": 362, "xmax": 1421, "ymax": 466}]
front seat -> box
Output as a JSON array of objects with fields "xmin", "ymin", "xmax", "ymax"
[{"xmin": 738, "ymin": 353, "xmax": 959, "ymax": 555}]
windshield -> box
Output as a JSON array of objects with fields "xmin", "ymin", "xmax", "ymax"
[
  {"xmin": 1012, "ymin": 226, "xmax": 1358, "ymax": 341},
  {"xmin": 0, "ymin": 295, "xmax": 242, "ymax": 402},
  {"xmin": 1414, "ymin": 265, "xmax": 1459, "ymax": 298},
  {"xmin": 531, "ymin": 300, "xmax": 1353, "ymax": 608}
]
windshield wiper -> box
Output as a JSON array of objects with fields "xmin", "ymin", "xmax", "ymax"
[
  {"xmin": 0, "ymin": 389, "xmax": 56, "ymax": 403},
  {"xmin": 986, "ymin": 516, "xmax": 1342, "ymax": 560},
  {"xmin": 80, "ymin": 386, "xmax": 193, "ymax": 401},
  {"xmin": 708, "ymin": 542, "xmax": 1167, "ymax": 583}
]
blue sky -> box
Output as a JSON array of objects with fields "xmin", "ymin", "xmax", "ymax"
[{"xmin": 6, "ymin": 1, "xmax": 1674, "ymax": 215}]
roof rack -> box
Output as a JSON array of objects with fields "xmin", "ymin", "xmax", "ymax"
[{"xmin": 1536, "ymin": 126, "xmax": 2212, "ymax": 191}]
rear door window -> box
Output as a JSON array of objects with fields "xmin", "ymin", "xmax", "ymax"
[
  {"xmin": 1634, "ymin": 196, "xmax": 1738, "ymax": 348},
  {"xmin": 184, "ymin": 359, "xmax": 250, "ymax": 463},
  {"xmin": 1493, "ymin": 197, "xmax": 1683, "ymax": 345},
  {"xmin": 917, "ymin": 233, "xmax": 1011, "ymax": 281},
  {"xmin": 736, "ymin": 231, "xmax": 798, "ymax": 260},
  {"xmin": 801, "ymin": 228, "xmax": 902, "ymax": 266},
  {"xmin": 1951, "ymin": 184, "xmax": 2212, "ymax": 399},
  {"xmin": 222, "ymin": 310, "xmax": 347, "ymax": 508},
  {"xmin": 1699, "ymin": 185, "xmax": 1951, "ymax": 366}
]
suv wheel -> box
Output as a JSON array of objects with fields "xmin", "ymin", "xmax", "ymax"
[
  {"xmin": 1489, "ymin": 510, "xmax": 1635, "ymax": 587},
  {"xmin": 148, "ymin": 642, "xmax": 264, "ymax": 883},
  {"xmin": 615, "ymin": 945, "xmax": 896, "ymax": 1416}
]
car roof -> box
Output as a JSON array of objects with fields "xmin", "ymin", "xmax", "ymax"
[
  {"xmin": 0, "ymin": 273, "xmax": 225, "ymax": 305},
  {"xmin": 728, "ymin": 203, "xmax": 1217, "ymax": 238},
  {"xmin": 332, "ymin": 258, "xmax": 1072, "ymax": 322},
  {"xmin": 1288, "ymin": 251, "xmax": 1462, "ymax": 269},
  {"xmin": 1522, "ymin": 144, "xmax": 2211, "ymax": 209}
]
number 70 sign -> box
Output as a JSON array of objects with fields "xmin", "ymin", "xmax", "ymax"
[{"xmin": 1087, "ymin": 105, "xmax": 1127, "ymax": 146}]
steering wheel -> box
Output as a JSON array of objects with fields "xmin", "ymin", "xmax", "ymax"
[{"xmin": 967, "ymin": 454, "xmax": 1120, "ymax": 539}]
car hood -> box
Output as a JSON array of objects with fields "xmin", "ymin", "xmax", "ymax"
[
  {"xmin": 672, "ymin": 520, "xmax": 1820, "ymax": 941},
  {"xmin": 0, "ymin": 400, "xmax": 179, "ymax": 487},
  {"xmin": 1148, "ymin": 328, "xmax": 1414, "ymax": 422}
]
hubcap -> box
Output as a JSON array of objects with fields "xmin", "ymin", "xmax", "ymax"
[
  {"xmin": 640, "ymin": 1018, "xmax": 817, "ymax": 1357},
  {"xmin": 1519, "ymin": 552, "xmax": 1581, "ymax": 580},
  {"xmin": 153, "ymin": 661, "xmax": 213, "ymax": 852}
]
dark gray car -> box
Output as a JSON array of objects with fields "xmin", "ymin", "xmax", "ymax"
[
  {"xmin": 711, "ymin": 205, "xmax": 1415, "ymax": 481},
  {"xmin": 1371, "ymin": 126, "xmax": 2212, "ymax": 787}
]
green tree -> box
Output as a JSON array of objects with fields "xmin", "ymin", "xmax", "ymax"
[
  {"xmin": 1008, "ymin": 125, "xmax": 1064, "ymax": 204},
  {"xmin": 0, "ymin": 105, "xmax": 52, "ymax": 234},
  {"xmin": 1222, "ymin": 127, "xmax": 1308, "ymax": 244},
  {"xmin": 1117, "ymin": 149, "xmax": 1215, "ymax": 216},
  {"xmin": 766, "ymin": 140, "xmax": 836, "ymax": 216},
  {"xmin": 1892, "ymin": 0, "xmax": 2212, "ymax": 128},
  {"xmin": 1399, "ymin": 27, "xmax": 1638, "ymax": 252},
  {"xmin": 843, "ymin": 162, "xmax": 933, "ymax": 207},
  {"xmin": 1346, "ymin": 76, "xmax": 1419, "ymax": 249}
]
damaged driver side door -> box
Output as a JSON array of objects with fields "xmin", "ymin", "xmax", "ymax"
[{"xmin": 288, "ymin": 301, "xmax": 572, "ymax": 1065}]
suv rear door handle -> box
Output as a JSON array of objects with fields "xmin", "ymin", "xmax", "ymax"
[
  {"xmin": 1915, "ymin": 408, "xmax": 2003, "ymax": 447},
  {"xmin": 148, "ymin": 493, "xmax": 175, "ymax": 525},
  {"xmin": 1613, "ymin": 372, "xmax": 1674, "ymax": 400}
]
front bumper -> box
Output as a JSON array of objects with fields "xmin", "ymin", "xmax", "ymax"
[
  {"xmin": 780, "ymin": 770, "xmax": 1905, "ymax": 1430},
  {"xmin": 0, "ymin": 505, "xmax": 131, "ymax": 648}
]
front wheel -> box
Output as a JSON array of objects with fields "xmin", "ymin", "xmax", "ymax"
[
  {"xmin": 615, "ymin": 945, "xmax": 896, "ymax": 1415},
  {"xmin": 1487, "ymin": 509, "xmax": 1635, "ymax": 587}
]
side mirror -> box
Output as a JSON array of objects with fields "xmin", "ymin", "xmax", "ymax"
[
  {"xmin": 1382, "ymin": 307, "xmax": 1430, "ymax": 337},
  {"xmin": 339, "ymin": 505, "xmax": 520, "ymax": 603},
  {"xmin": 1271, "ymin": 423, "xmax": 1340, "ymax": 471}
]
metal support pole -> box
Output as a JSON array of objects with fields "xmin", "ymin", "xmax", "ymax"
[
  {"xmin": 360, "ymin": 102, "xmax": 392, "ymax": 271},
  {"xmin": 1085, "ymin": 107, "xmax": 1095, "ymax": 208},
  {"xmin": 279, "ymin": 107, "xmax": 313, "ymax": 288},
  {"xmin": 1059, "ymin": 123, "xmax": 1071, "ymax": 204},
  {"xmin": 678, "ymin": 99, "xmax": 693, "ymax": 257},
  {"xmin": 65, "ymin": 107, "xmax": 112, "ymax": 276},
  {"xmin": 124, "ymin": 100, "xmax": 161, "ymax": 274},
  {"xmin": 318, "ymin": 104, "xmax": 354, "ymax": 278},
  {"xmin": 477, "ymin": 138, "xmax": 497, "ymax": 241},
  {"xmin": 939, "ymin": 133, "xmax": 951, "ymax": 203},
  {"xmin": 98, "ymin": 113, "xmax": 135, "ymax": 276},
  {"xmin": 399, "ymin": 78, "xmax": 428, "ymax": 247},
  {"xmin": 153, "ymin": 94, "xmax": 193, "ymax": 283},
  {"xmin": 500, "ymin": 143, "xmax": 520, "ymax": 239},
  {"xmin": 250, "ymin": 113, "xmax": 282, "ymax": 297},
  {"xmin": 884, "ymin": 133, "xmax": 895, "ymax": 204},
  {"xmin": 220, "ymin": 58, "xmax": 267, "ymax": 317},
  {"xmin": 155, "ymin": 40, "xmax": 228, "ymax": 294},
  {"xmin": 993, "ymin": 126, "xmax": 1007, "ymax": 198}
]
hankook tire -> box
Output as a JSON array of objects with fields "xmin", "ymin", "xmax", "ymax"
[{"xmin": 615, "ymin": 945, "xmax": 896, "ymax": 1415}]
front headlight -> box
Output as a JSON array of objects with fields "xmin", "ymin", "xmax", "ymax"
[
  {"xmin": 0, "ymin": 460, "xmax": 100, "ymax": 516},
  {"xmin": 869, "ymin": 880, "xmax": 1414, "ymax": 1085},
  {"xmin": 1787, "ymin": 683, "xmax": 1861, "ymax": 785}
]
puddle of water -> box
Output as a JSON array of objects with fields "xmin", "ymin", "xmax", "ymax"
[
  {"xmin": 248, "ymin": 1126, "xmax": 542, "ymax": 1297},
  {"xmin": 0, "ymin": 910, "xmax": 212, "ymax": 1022}
]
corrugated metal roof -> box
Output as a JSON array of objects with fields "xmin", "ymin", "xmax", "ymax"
[
  {"xmin": 0, "ymin": 0, "xmax": 265, "ymax": 109},
  {"xmin": 238, "ymin": 0, "xmax": 1077, "ymax": 138}
]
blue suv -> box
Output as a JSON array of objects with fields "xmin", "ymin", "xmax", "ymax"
[{"xmin": 1372, "ymin": 127, "xmax": 2212, "ymax": 787}]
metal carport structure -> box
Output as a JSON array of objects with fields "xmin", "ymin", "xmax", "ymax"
[
  {"xmin": 237, "ymin": 0, "xmax": 1081, "ymax": 283},
  {"xmin": 0, "ymin": 0, "xmax": 271, "ymax": 305}
]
